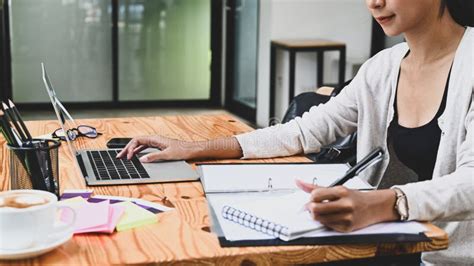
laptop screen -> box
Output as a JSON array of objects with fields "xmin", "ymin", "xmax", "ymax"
[{"xmin": 41, "ymin": 63, "xmax": 80, "ymax": 156}]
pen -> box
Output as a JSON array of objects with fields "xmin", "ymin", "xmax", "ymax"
[
  {"xmin": 8, "ymin": 99, "xmax": 32, "ymax": 141},
  {"xmin": 2, "ymin": 101, "xmax": 27, "ymax": 143},
  {"xmin": 0, "ymin": 106, "xmax": 22, "ymax": 147},
  {"xmin": 10, "ymin": 129, "xmax": 23, "ymax": 147},
  {"xmin": 329, "ymin": 147, "xmax": 384, "ymax": 187}
]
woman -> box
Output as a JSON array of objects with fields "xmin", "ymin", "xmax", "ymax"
[{"xmin": 118, "ymin": 0, "xmax": 473, "ymax": 264}]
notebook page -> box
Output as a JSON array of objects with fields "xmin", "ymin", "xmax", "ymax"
[
  {"xmin": 200, "ymin": 164, "xmax": 372, "ymax": 193},
  {"xmin": 225, "ymin": 191, "xmax": 324, "ymax": 240},
  {"xmin": 207, "ymin": 193, "xmax": 281, "ymax": 241}
]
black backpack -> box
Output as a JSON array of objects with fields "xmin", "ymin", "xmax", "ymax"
[{"xmin": 281, "ymin": 81, "xmax": 357, "ymax": 165}]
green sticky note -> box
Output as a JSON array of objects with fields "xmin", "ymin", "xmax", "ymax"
[{"xmin": 115, "ymin": 201, "xmax": 157, "ymax": 232}]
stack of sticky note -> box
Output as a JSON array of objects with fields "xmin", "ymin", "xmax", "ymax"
[
  {"xmin": 60, "ymin": 197, "xmax": 125, "ymax": 234},
  {"xmin": 59, "ymin": 190, "xmax": 172, "ymax": 234}
]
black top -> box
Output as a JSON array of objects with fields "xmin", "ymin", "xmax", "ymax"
[{"xmin": 389, "ymin": 68, "xmax": 451, "ymax": 182}]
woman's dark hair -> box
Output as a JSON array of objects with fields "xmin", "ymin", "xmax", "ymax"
[{"xmin": 440, "ymin": 0, "xmax": 474, "ymax": 26}]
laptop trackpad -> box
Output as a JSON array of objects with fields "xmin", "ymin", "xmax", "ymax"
[
  {"xmin": 139, "ymin": 151, "xmax": 199, "ymax": 181},
  {"xmin": 140, "ymin": 147, "xmax": 161, "ymax": 154}
]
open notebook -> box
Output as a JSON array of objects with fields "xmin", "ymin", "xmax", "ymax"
[
  {"xmin": 214, "ymin": 191, "xmax": 426, "ymax": 242},
  {"xmin": 199, "ymin": 163, "xmax": 426, "ymax": 242},
  {"xmin": 198, "ymin": 163, "xmax": 374, "ymax": 193},
  {"xmin": 198, "ymin": 163, "xmax": 377, "ymax": 242}
]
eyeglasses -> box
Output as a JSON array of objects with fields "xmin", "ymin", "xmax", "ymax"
[{"xmin": 52, "ymin": 125, "xmax": 102, "ymax": 141}]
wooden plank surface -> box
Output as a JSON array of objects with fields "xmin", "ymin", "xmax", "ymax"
[{"xmin": 0, "ymin": 114, "xmax": 448, "ymax": 265}]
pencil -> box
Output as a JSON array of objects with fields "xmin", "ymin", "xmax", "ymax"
[
  {"xmin": 2, "ymin": 102, "xmax": 27, "ymax": 143},
  {"xmin": 10, "ymin": 129, "xmax": 23, "ymax": 147},
  {"xmin": 8, "ymin": 99, "xmax": 32, "ymax": 140},
  {"xmin": 3, "ymin": 104, "xmax": 43, "ymax": 190},
  {"xmin": 1, "ymin": 109, "xmax": 35, "ymax": 189}
]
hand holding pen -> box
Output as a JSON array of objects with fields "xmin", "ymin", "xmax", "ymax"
[{"xmin": 294, "ymin": 147, "xmax": 399, "ymax": 233}]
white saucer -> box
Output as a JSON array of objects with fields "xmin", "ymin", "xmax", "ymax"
[{"xmin": 0, "ymin": 224, "xmax": 74, "ymax": 260}]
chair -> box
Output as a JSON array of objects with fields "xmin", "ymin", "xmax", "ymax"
[{"xmin": 281, "ymin": 80, "xmax": 357, "ymax": 165}]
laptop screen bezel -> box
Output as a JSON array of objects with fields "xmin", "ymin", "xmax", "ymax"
[{"xmin": 41, "ymin": 62, "xmax": 80, "ymax": 157}]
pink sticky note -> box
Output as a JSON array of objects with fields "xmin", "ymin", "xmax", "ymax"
[
  {"xmin": 75, "ymin": 204, "xmax": 125, "ymax": 234},
  {"xmin": 107, "ymin": 205, "xmax": 126, "ymax": 233},
  {"xmin": 68, "ymin": 200, "xmax": 110, "ymax": 232}
]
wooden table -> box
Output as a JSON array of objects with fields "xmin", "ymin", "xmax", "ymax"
[
  {"xmin": 0, "ymin": 114, "xmax": 448, "ymax": 265},
  {"xmin": 270, "ymin": 39, "xmax": 346, "ymax": 119}
]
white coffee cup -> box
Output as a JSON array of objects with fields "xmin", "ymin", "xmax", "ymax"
[{"xmin": 0, "ymin": 190, "xmax": 75, "ymax": 250}]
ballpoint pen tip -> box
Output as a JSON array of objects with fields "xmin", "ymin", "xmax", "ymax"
[
  {"xmin": 8, "ymin": 99, "xmax": 15, "ymax": 107},
  {"xmin": 1, "ymin": 102, "xmax": 9, "ymax": 109}
]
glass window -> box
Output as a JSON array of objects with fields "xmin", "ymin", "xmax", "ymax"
[
  {"xmin": 10, "ymin": 0, "xmax": 113, "ymax": 103},
  {"xmin": 232, "ymin": 0, "xmax": 258, "ymax": 109},
  {"xmin": 118, "ymin": 0, "xmax": 211, "ymax": 101}
]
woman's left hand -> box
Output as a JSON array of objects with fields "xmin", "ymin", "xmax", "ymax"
[{"xmin": 296, "ymin": 179, "xmax": 398, "ymax": 233}]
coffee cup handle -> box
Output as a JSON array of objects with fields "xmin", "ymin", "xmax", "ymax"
[{"xmin": 50, "ymin": 206, "xmax": 76, "ymax": 238}]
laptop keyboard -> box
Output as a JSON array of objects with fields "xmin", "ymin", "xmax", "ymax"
[{"xmin": 86, "ymin": 150, "xmax": 150, "ymax": 180}]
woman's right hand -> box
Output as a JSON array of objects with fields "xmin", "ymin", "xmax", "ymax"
[{"xmin": 116, "ymin": 135, "xmax": 196, "ymax": 163}]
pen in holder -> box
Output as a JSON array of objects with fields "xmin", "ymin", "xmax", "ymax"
[{"xmin": 7, "ymin": 139, "xmax": 61, "ymax": 198}]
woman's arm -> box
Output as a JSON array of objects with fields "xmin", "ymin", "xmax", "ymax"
[
  {"xmin": 116, "ymin": 135, "xmax": 243, "ymax": 162},
  {"xmin": 119, "ymin": 54, "xmax": 378, "ymax": 162},
  {"xmin": 235, "ymin": 76, "xmax": 360, "ymax": 159},
  {"xmin": 117, "ymin": 77, "xmax": 360, "ymax": 162}
]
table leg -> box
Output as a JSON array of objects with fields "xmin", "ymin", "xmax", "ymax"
[
  {"xmin": 317, "ymin": 50, "xmax": 324, "ymax": 88},
  {"xmin": 289, "ymin": 50, "xmax": 296, "ymax": 104},
  {"xmin": 269, "ymin": 44, "xmax": 277, "ymax": 120},
  {"xmin": 338, "ymin": 46, "xmax": 346, "ymax": 87}
]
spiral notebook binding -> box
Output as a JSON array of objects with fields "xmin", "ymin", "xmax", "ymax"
[{"xmin": 222, "ymin": 205, "xmax": 289, "ymax": 239}]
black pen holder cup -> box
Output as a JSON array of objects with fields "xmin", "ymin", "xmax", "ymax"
[{"xmin": 7, "ymin": 139, "xmax": 61, "ymax": 198}]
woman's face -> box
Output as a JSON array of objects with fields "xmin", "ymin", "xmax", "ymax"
[{"xmin": 366, "ymin": 0, "xmax": 441, "ymax": 36}]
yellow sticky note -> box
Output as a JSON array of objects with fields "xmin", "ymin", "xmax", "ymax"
[
  {"xmin": 59, "ymin": 196, "xmax": 88, "ymax": 206},
  {"xmin": 115, "ymin": 201, "xmax": 157, "ymax": 232},
  {"xmin": 57, "ymin": 196, "xmax": 88, "ymax": 222}
]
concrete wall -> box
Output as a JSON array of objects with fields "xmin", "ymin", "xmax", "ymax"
[{"xmin": 256, "ymin": 0, "xmax": 373, "ymax": 127}]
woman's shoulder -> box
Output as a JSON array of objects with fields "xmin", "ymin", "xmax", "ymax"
[
  {"xmin": 366, "ymin": 42, "xmax": 408, "ymax": 67},
  {"xmin": 458, "ymin": 27, "xmax": 474, "ymax": 55},
  {"xmin": 465, "ymin": 26, "xmax": 474, "ymax": 38},
  {"xmin": 455, "ymin": 27, "xmax": 473, "ymax": 80},
  {"xmin": 354, "ymin": 42, "xmax": 408, "ymax": 84}
]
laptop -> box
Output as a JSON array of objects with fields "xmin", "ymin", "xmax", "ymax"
[{"xmin": 41, "ymin": 63, "xmax": 200, "ymax": 186}]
